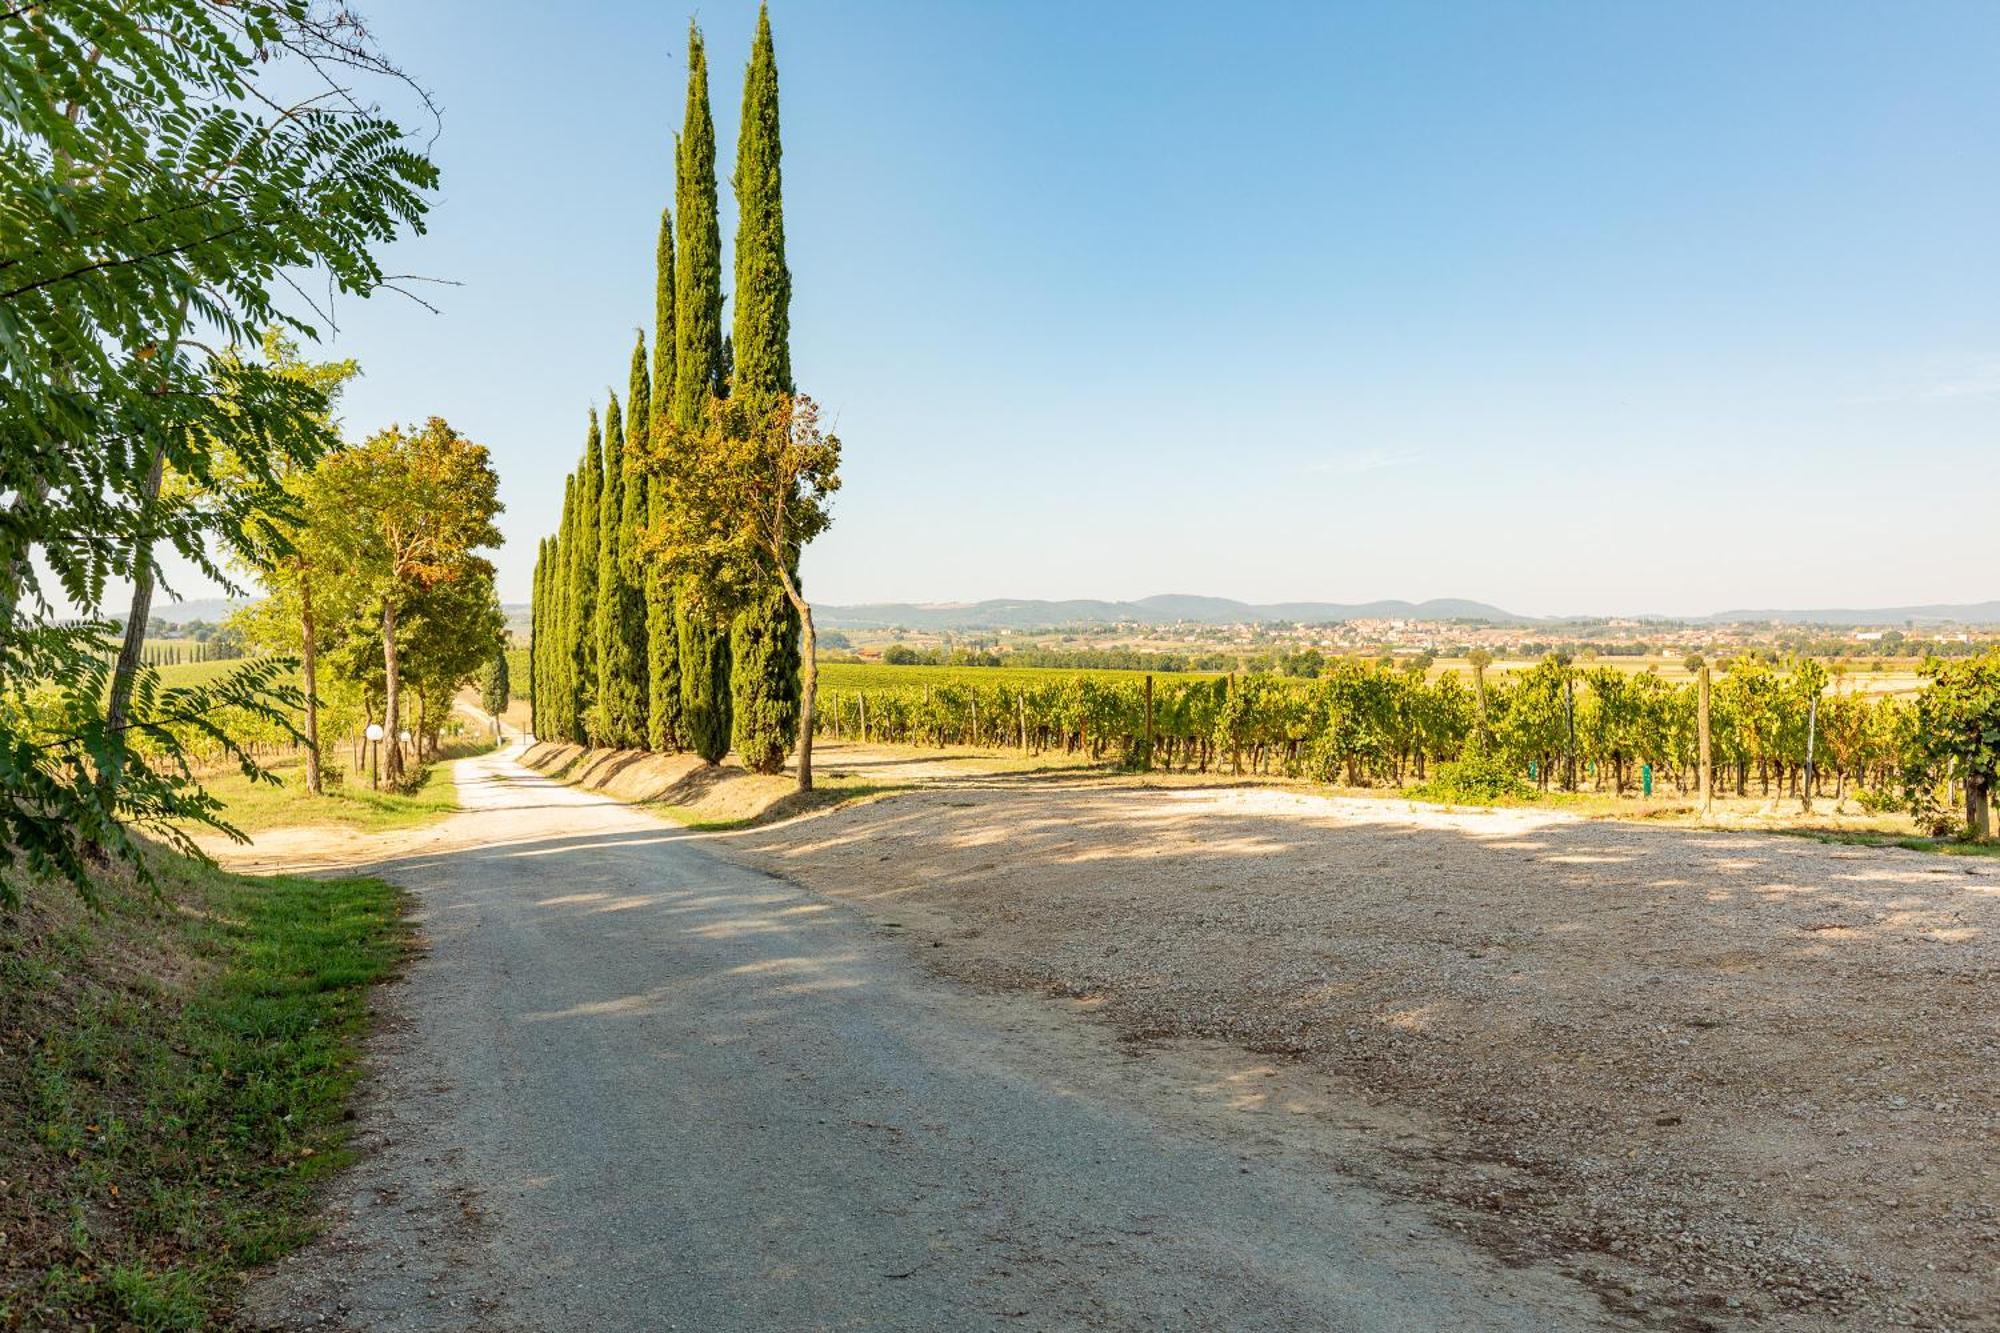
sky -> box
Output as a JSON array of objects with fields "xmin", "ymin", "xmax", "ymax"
[{"xmin": 202, "ymin": 0, "xmax": 2000, "ymax": 619}]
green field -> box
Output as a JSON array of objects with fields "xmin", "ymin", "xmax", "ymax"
[{"xmin": 197, "ymin": 747, "xmax": 480, "ymax": 835}]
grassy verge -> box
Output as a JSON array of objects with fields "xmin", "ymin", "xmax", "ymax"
[
  {"xmin": 0, "ymin": 854, "xmax": 407, "ymax": 1329},
  {"xmin": 1765, "ymin": 827, "xmax": 2000, "ymax": 858},
  {"xmin": 199, "ymin": 738, "xmax": 494, "ymax": 835}
]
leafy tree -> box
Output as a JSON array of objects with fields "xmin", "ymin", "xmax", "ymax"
[
  {"xmin": 646, "ymin": 395, "xmax": 841, "ymax": 787},
  {"xmin": 0, "ymin": 3, "xmax": 436, "ymax": 900},
  {"xmin": 221, "ymin": 334, "xmax": 361, "ymax": 796},
  {"xmin": 313, "ymin": 419, "xmax": 503, "ymax": 782},
  {"xmin": 671, "ymin": 24, "xmax": 732, "ymax": 759}
]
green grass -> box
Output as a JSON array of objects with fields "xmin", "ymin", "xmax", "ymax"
[
  {"xmin": 0, "ymin": 854, "xmax": 408, "ymax": 1329},
  {"xmin": 1770, "ymin": 827, "xmax": 2000, "ymax": 858},
  {"xmin": 197, "ymin": 739, "xmax": 493, "ymax": 835}
]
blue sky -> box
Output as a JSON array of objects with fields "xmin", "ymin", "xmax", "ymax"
[{"xmin": 296, "ymin": 0, "xmax": 2000, "ymax": 618}]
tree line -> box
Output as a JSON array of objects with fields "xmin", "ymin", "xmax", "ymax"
[
  {"xmin": 530, "ymin": 9, "xmax": 841, "ymax": 791},
  {"xmin": 815, "ymin": 652, "xmax": 2000, "ymax": 838}
]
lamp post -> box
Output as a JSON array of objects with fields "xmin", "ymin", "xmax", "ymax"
[{"xmin": 365, "ymin": 722, "xmax": 384, "ymax": 789}]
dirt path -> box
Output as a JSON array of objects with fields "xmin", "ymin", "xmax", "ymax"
[{"xmin": 235, "ymin": 745, "xmax": 1622, "ymax": 1332}]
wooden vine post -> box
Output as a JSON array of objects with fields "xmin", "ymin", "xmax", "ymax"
[{"xmin": 1697, "ymin": 661, "xmax": 1713, "ymax": 818}]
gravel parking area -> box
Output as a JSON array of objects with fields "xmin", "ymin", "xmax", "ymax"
[{"xmin": 720, "ymin": 753, "xmax": 2000, "ymax": 1330}]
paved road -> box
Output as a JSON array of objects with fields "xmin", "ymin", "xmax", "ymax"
[{"xmin": 246, "ymin": 746, "xmax": 1619, "ymax": 1332}]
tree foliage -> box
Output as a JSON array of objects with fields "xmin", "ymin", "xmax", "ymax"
[{"xmin": 0, "ymin": 2, "xmax": 436, "ymax": 899}]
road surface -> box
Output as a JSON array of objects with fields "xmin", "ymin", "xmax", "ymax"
[{"xmin": 245, "ymin": 745, "xmax": 1622, "ymax": 1331}]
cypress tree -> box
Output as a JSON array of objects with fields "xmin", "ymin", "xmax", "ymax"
[
  {"xmin": 612, "ymin": 330, "xmax": 660, "ymax": 748},
  {"xmin": 529, "ymin": 536, "xmax": 545, "ymax": 736},
  {"xmin": 727, "ymin": 3, "xmax": 802, "ymax": 774},
  {"xmin": 591, "ymin": 391, "xmax": 630, "ymax": 745},
  {"xmin": 568, "ymin": 412, "xmax": 602, "ymax": 744},
  {"xmin": 674, "ymin": 23, "xmax": 732, "ymax": 763},
  {"xmin": 732, "ymin": 6, "xmax": 791, "ymax": 398},
  {"xmin": 677, "ymin": 597, "xmax": 732, "ymax": 764},
  {"xmin": 646, "ymin": 208, "xmax": 683, "ymax": 751},
  {"xmin": 552, "ymin": 474, "xmax": 577, "ymax": 742}
]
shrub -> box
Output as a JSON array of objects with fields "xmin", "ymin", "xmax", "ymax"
[{"xmin": 1411, "ymin": 753, "xmax": 1535, "ymax": 805}]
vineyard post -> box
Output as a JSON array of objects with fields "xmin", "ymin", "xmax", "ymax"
[
  {"xmin": 1697, "ymin": 662, "xmax": 1713, "ymax": 818},
  {"xmin": 1143, "ymin": 674, "xmax": 1155, "ymax": 772},
  {"xmin": 859, "ymin": 690, "xmax": 867, "ymax": 742},
  {"xmin": 1018, "ymin": 692, "xmax": 1028, "ymax": 753},
  {"xmin": 971, "ymin": 694, "xmax": 978, "ymax": 748},
  {"xmin": 1801, "ymin": 689, "xmax": 1818, "ymax": 815}
]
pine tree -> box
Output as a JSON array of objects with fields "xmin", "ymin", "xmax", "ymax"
[
  {"xmin": 646, "ymin": 208, "xmax": 683, "ymax": 751},
  {"xmin": 674, "ymin": 23, "xmax": 732, "ymax": 763},
  {"xmin": 567, "ymin": 412, "xmax": 602, "ymax": 744},
  {"xmin": 727, "ymin": 3, "xmax": 802, "ymax": 774}
]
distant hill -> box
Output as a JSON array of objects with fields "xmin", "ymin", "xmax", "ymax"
[
  {"xmin": 496, "ymin": 593, "xmax": 2000, "ymax": 636},
  {"xmin": 1695, "ymin": 602, "xmax": 2000, "ymax": 627},
  {"xmin": 135, "ymin": 596, "xmax": 244, "ymax": 625},
  {"xmin": 815, "ymin": 595, "xmax": 1532, "ymax": 631}
]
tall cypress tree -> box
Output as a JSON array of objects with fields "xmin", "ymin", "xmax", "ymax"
[
  {"xmin": 612, "ymin": 334, "xmax": 660, "ymax": 748},
  {"xmin": 592, "ymin": 391, "xmax": 636, "ymax": 746},
  {"xmin": 549, "ymin": 474, "xmax": 576, "ymax": 742},
  {"xmin": 568, "ymin": 412, "xmax": 602, "ymax": 745},
  {"xmin": 674, "ymin": 23, "xmax": 732, "ymax": 763},
  {"xmin": 727, "ymin": 3, "xmax": 801, "ymax": 774},
  {"xmin": 529, "ymin": 536, "xmax": 546, "ymax": 737},
  {"xmin": 646, "ymin": 208, "xmax": 683, "ymax": 751}
]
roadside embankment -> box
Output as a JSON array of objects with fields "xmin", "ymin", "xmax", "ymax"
[{"xmin": 0, "ymin": 853, "xmax": 406, "ymax": 1328}]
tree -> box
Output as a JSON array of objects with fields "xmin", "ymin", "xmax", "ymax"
[
  {"xmin": 223, "ymin": 333, "xmax": 360, "ymax": 797},
  {"xmin": 481, "ymin": 646, "xmax": 511, "ymax": 720},
  {"xmin": 645, "ymin": 394, "xmax": 840, "ymax": 789},
  {"xmin": 594, "ymin": 347, "xmax": 654, "ymax": 749},
  {"xmin": 672, "ymin": 24, "xmax": 733, "ymax": 760},
  {"xmin": 545, "ymin": 476, "xmax": 577, "ymax": 743},
  {"xmin": 721, "ymin": 5, "xmax": 804, "ymax": 774},
  {"xmin": 590, "ymin": 391, "xmax": 629, "ymax": 745},
  {"xmin": 529, "ymin": 537, "xmax": 547, "ymax": 736},
  {"xmin": 314, "ymin": 418, "xmax": 503, "ymax": 783},
  {"xmin": 568, "ymin": 411, "xmax": 603, "ymax": 744},
  {"xmin": 1913, "ymin": 651, "xmax": 2000, "ymax": 840},
  {"xmin": 646, "ymin": 210, "xmax": 684, "ymax": 751}
]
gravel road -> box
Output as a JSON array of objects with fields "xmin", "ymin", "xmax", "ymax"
[{"xmin": 242, "ymin": 745, "xmax": 1621, "ymax": 1332}]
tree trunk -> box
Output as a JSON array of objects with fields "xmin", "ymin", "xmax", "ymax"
[
  {"xmin": 101, "ymin": 450, "xmax": 167, "ymax": 806},
  {"xmin": 780, "ymin": 568, "xmax": 817, "ymax": 793},
  {"xmin": 382, "ymin": 597, "xmax": 404, "ymax": 782},
  {"xmin": 300, "ymin": 575, "xmax": 323, "ymax": 796},
  {"xmin": 1968, "ymin": 774, "xmax": 1992, "ymax": 841}
]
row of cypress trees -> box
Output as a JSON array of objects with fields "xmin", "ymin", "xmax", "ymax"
[{"xmin": 529, "ymin": 8, "xmax": 798, "ymax": 770}]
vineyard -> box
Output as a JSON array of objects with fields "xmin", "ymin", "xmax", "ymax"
[{"xmin": 810, "ymin": 655, "xmax": 1997, "ymax": 830}]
